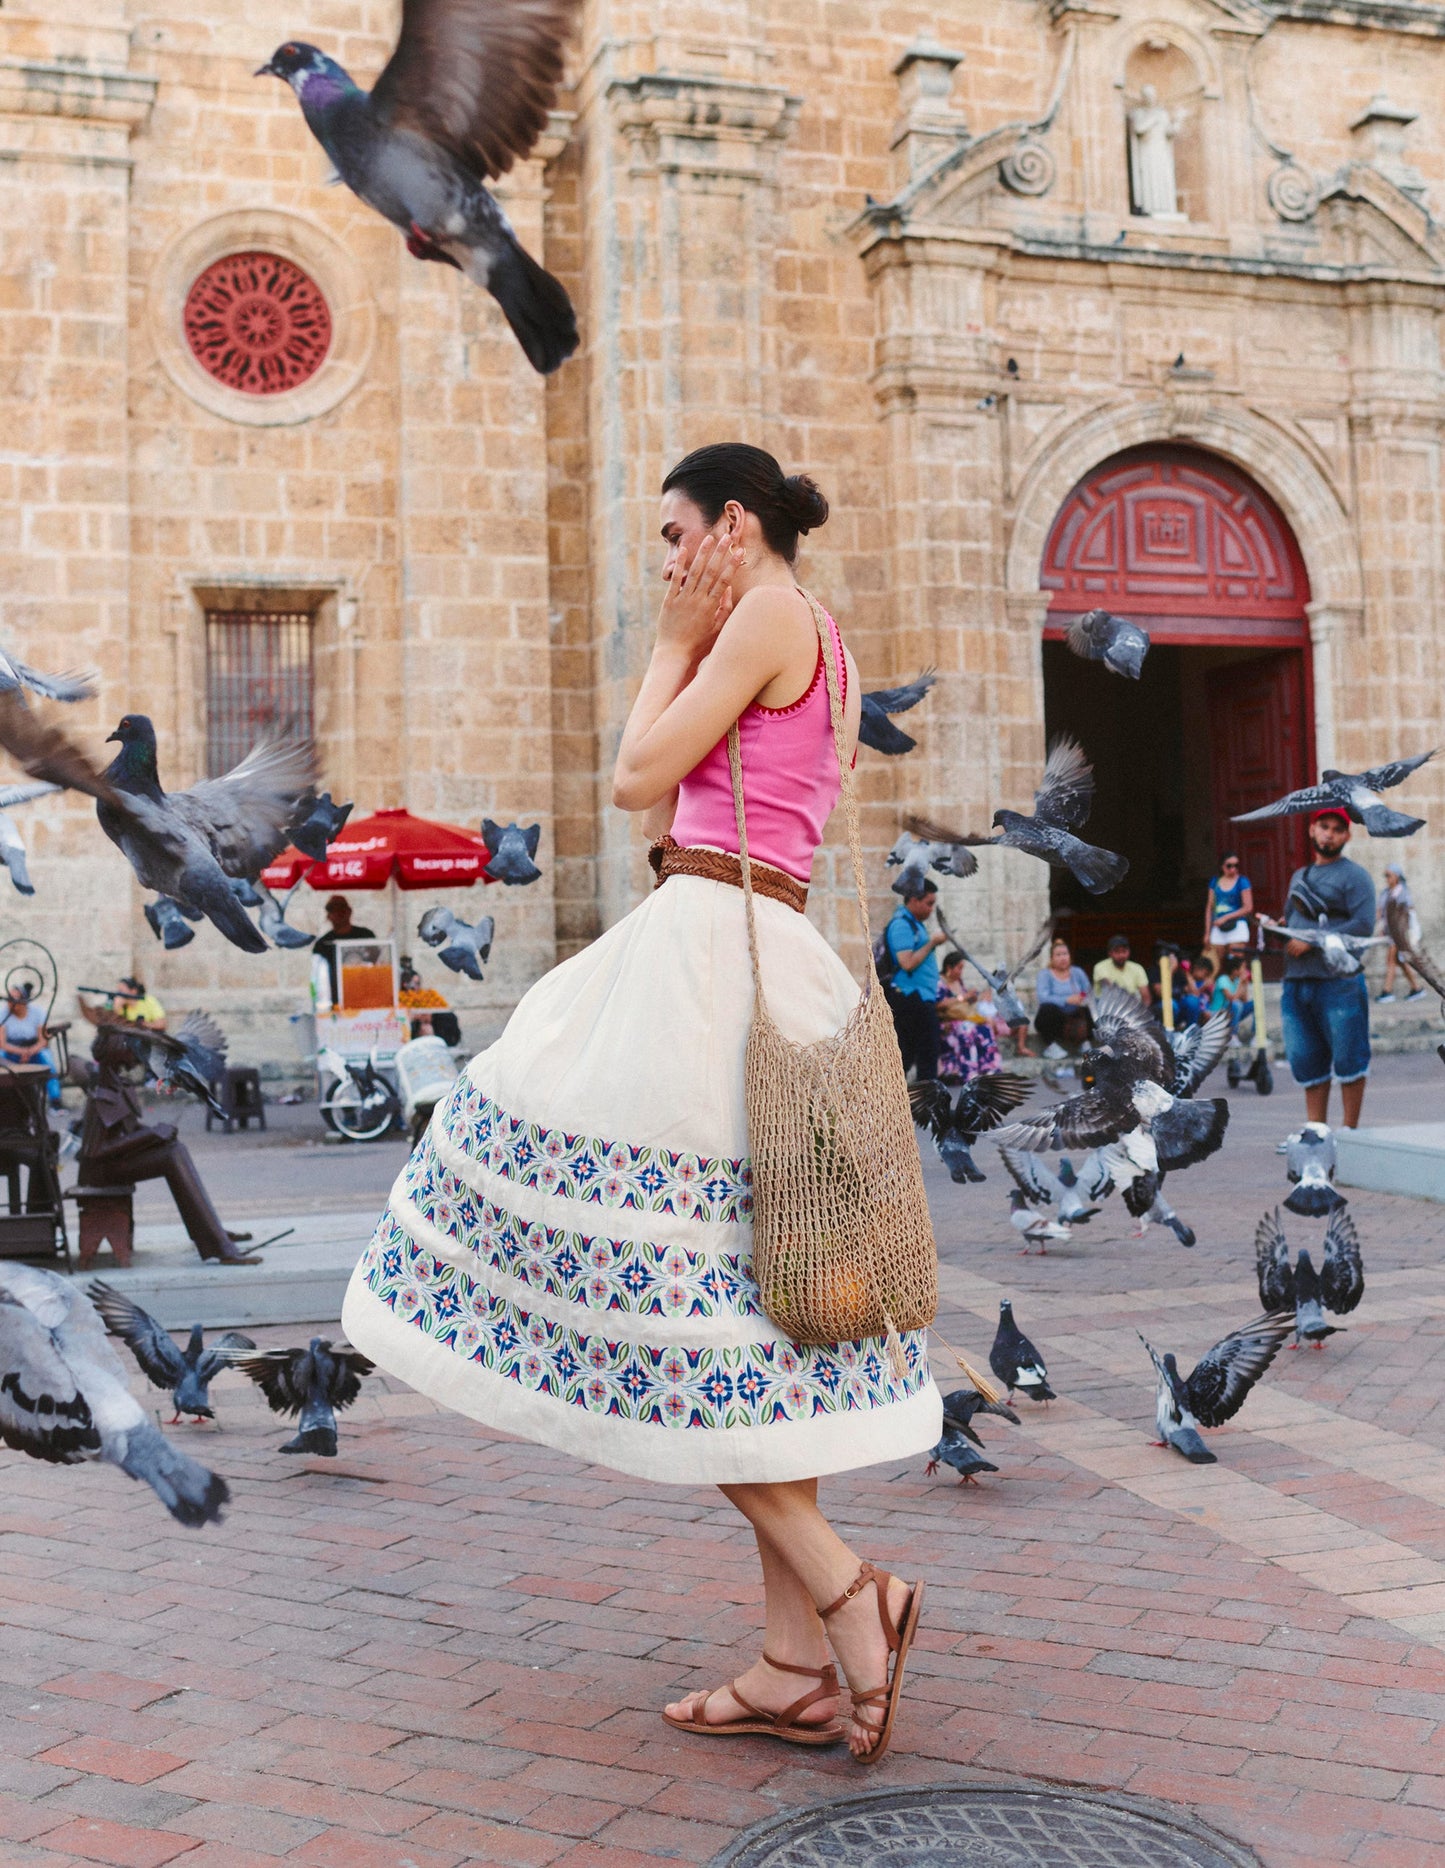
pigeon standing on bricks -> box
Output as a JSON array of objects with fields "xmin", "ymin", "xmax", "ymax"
[
  {"xmin": 989, "ymin": 1298, "xmax": 1055, "ymax": 1403},
  {"xmin": 236, "ymin": 1338, "xmax": 375, "ymax": 1457}
]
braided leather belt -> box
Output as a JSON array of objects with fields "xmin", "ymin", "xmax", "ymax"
[{"xmin": 648, "ymin": 835, "xmax": 809, "ymax": 914}]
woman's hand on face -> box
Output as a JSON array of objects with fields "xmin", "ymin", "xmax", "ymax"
[{"xmin": 656, "ymin": 532, "xmax": 741, "ymax": 662}]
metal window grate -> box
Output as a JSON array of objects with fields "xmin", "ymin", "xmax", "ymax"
[{"xmin": 204, "ymin": 608, "xmax": 315, "ymax": 776}]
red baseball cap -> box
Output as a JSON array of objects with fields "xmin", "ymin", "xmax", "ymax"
[{"xmin": 1309, "ymin": 807, "xmax": 1350, "ymax": 827}]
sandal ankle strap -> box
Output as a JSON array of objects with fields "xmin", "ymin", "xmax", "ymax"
[
  {"xmin": 818, "ymin": 1561, "xmax": 904, "ymax": 1653},
  {"xmin": 761, "ymin": 1652, "xmax": 838, "ymax": 1687}
]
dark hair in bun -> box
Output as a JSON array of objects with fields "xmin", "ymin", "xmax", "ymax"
[{"xmin": 662, "ymin": 443, "xmax": 829, "ymax": 564}]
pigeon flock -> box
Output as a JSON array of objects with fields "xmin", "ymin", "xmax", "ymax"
[{"xmin": 877, "ymin": 677, "xmax": 1413, "ymax": 1489}]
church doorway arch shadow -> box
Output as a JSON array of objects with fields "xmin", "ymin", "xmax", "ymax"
[{"xmin": 1040, "ymin": 444, "xmax": 1313, "ymax": 973}]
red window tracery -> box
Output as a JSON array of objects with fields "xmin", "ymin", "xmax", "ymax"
[
  {"xmin": 1041, "ymin": 446, "xmax": 1310, "ymax": 643},
  {"xmin": 183, "ymin": 252, "xmax": 332, "ymax": 395}
]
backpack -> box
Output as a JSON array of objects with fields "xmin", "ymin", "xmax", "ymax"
[{"xmin": 873, "ymin": 907, "xmax": 918, "ymax": 990}]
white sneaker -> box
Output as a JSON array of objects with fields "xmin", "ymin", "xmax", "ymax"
[
  {"xmin": 1043, "ymin": 1042, "xmax": 1068, "ymax": 1059},
  {"xmin": 1375, "ymin": 992, "xmax": 1396, "ymax": 1003},
  {"xmin": 1406, "ymin": 988, "xmax": 1426, "ymax": 1002}
]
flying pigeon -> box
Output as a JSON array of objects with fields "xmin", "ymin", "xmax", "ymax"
[
  {"xmin": 86, "ymin": 1283, "xmax": 255, "ymax": 1424},
  {"xmin": 0, "ymin": 1265, "xmax": 230, "ymax": 1524},
  {"xmin": 1259, "ymin": 915, "xmax": 1388, "ymax": 978},
  {"xmin": 990, "ymin": 986, "xmax": 1230, "ymax": 1176},
  {"xmin": 0, "ymin": 780, "xmax": 60, "ymax": 894},
  {"xmin": 999, "ymin": 1147, "xmax": 1102, "ymax": 1225},
  {"xmin": 1008, "ymin": 1190, "xmax": 1071, "ymax": 1254},
  {"xmin": 0, "ymin": 643, "xmax": 118, "ymax": 803},
  {"xmin": 258, "ymin": 885, "xmax": 315, "ymax": 950},
  {"xmin": 858, "ymin": 671, "xmax": 936, "ymax": 756},
  {"xmin": 1233, "ymin": 750, "xmax": 1435, "ymax": 838},
  {"xmin": 97, "ymin": 716, "xmax": 318, "ymax": 954},
  {"xmin": 94, "ymin": 1010, "xmax": 230, "ymax": 1116},
  {"xmin": 885, "ymin": 828, "xmax": 978, "ymax": 888},
  {"xmin": 989, "ymin": 1298, "xmax": 1055, "ymax": 1403},
  {"xmin": 258, "ymin": 3, "xmax": 581, "ymax": 376},
  {"xmin": 1256, "ymin": 1207, "xmax": 1363, "ymax": 1348},
  {"xmin": 1064, "ymin": 610, "xmax": 1151, "ymax": 680},
  {"xmin": 1140, "ymin": 1313, "xmax": 1294, "ymax": 1463},
  {"xmin": 481, "ymin": 818, "xmax": 542, "ymax": 884},
  {"xmin": 418, "ymin": 905, "xmax": 495, "ymax": 980},
  {"xmin": 907, "ymin": 738, "xmax": 1129, "ymax": 895},
  {"xmin": 144, "ymin": 896, "xmax": 198, "ymax": 950},
  {"xmin": 236, "ymin": 1337, "xmax": 374, "ymax": 1457},
  {"xmin": 921, "ymin": 912, "xmax": 1057, "ymax": 1033},
  {"xmin": 1278, "ymin": 1122, "xmax": 1344, "ymax": 1217},
  {"xmin": 910, "ymin": 1071, "xmax": 1033, "ymax": 1183},
  {"xmin": 289, "ymin": 790, "xmax": 353, "ymax": 863}
]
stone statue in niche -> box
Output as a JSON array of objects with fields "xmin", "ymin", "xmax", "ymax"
[{"xmin": 1128, "ymin": 85, "xmax": 1185, "ymax": 219}]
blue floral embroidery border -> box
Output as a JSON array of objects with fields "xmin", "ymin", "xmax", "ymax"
[
  {"xmin": 362, "ymin": 1216, "xmax": 927, "ymax": 1431},
  {"xmin": 434, "ymin": 1080, "xmax": 753, "ymax": 1223},
  {"xmin": 399, "ymin": 1143, "xmax": 759, "ymax": 1321}
]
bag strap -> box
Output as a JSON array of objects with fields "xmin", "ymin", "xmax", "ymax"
[{"xmin": 726, "ymin": 589, "xmax": 875, "ymax": 1003}]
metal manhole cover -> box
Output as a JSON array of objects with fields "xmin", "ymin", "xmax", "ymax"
[{"xmin": 708, "ymin": 1784, "xmax": 1259, "ymax": 1868}]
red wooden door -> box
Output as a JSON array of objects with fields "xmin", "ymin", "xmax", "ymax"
[{"xmin": 1206, "ymin": 652, "xmax": 1310, "ymax": 921}]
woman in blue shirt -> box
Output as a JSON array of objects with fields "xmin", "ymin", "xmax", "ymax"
[
  {"xmin": 1033, "ymin": 936, "xmax": 1093, "ymax": 1056},
  {"xmin": 1203, "ymin": 853, "xmax": 1253, "ymax": 969}
]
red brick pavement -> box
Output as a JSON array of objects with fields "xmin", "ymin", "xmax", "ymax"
[{"xmin": 3, "ymin": 1057, "xmax": 1444, "ymax": 1868}]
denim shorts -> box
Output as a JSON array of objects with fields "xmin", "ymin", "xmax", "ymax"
[{"xmin": 1280, "ymin": 975, "xmax": 1371, "ymax": 1087}]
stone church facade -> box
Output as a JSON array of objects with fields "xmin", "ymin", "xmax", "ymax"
[{"xmin": 3, "ymin": 0, "xmax": 1444, "ymax": 1051}]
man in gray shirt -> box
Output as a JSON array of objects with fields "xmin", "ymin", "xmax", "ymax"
[{"xmin": 1279, "ymin": 808, "xmax": 1376, "ymax": 1128}]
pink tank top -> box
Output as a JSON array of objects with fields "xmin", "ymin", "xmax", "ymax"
[{"xmin": 670, "ymin": 609, "xmax": 849, "ymax": 884}]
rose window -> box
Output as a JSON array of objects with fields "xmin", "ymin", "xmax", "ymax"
[{"xmin": 183, "ymin": 252, "xmax": 332, "ymax": 394}]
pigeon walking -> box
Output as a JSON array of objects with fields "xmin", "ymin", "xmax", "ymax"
[
  {"xmin": 1000, "ymin": 1147, "xmax": 1103, "ymax": 1225},
  {"xmin": 925, "ymin": 1382, "xmax": 1018, "ymax": 1483},
  {"xmin": 1278, "ymin": 1122, "xmax": 1344, "ymax": 1217},
  {"xmin": 1256, "ymin": 1207, "xmax": 1363, "ymax": 1348},
  {"xmin": 481, "ymin": 818, "xmax": 542, "ymax": 884},
  {"xmin": 1140, "ymin": 1313, "xmax": 1294, "ymax": 1463},
  {"xmin": 97, "ymin": 716, "xmax": 317, "ymax": 955},
  {"xmin": 418, "ymin": 905, "xmax": 494, "ymax": 980},
  {"xmin": 925, "ymin": 1425, "xmax": 998, "ymax": 1484},
  {"xmin": 1008, "ymin": 1190, "xmax": 1071, "ymax": 1254},
  {"xmin": 0, "ymin": 780, "xmax": 60, "ymax": 894},
  {"xmin": 1064, "ymin": 610, "xmax": 1151, "ymax": 680},
  {"xmin": 990, "ymin": 986, "xmax": 1230, "ymax": 1175},
  {"xmin": 259, "ymin": 2, "xmax": 581, "ymax": 376},
  {"xmin": 236, "ymin": 1337, "xmax": 374, "ymax": 1457},
  {"xmin": 907, "ymin": 738, "xmax": 1128, "ymax": 896},
  {"xmin": 1233, "ymin": 751, "xmax": 1435, "ymax": 838},
  {"xmin": 289, "ymin": 790, "xmax": 353, "ymax": 862},
  {"xmin": 910, "ymin": 1071, "xmax": 1032, "ymax": 1183},
  {"xmin": 989, "ymin": 1298, "xmax": 1055, "ymax": 1403},
  {"xmin": 258, "ymin": 885, "xmax": 315, "ymax": 950},
  {"xmin": 858, "ymin": 671, "xmax": 936, "ymax": 756},
  {"xmin": 87, "ymin": 1283, "xmax": 255, "ymax": 1423},
  {"xmin": 0, "ymin": 1265, "xmax": 230, "ymax": 1524}
]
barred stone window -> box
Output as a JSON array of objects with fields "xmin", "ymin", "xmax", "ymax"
[{"xmin": 204, "ymin": 606, "xmax": 315, "ymax": 776}]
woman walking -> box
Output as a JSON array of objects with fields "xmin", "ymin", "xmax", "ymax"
[
  {"xmin": 1375, "ymin": 866, "xmax": 1424, "ymax": 1002},
  {"xmin": 343, "ymin": 444, "xmax": 940, "ymax": 1763}
]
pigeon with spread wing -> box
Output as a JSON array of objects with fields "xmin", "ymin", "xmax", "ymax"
[
  {"xmin": 87, "ymin": 1282, "xmax": 254, "ymax": 1423},
  {"xmin": 1233, "ymin": 751, "xmax": 1434, "ymax": 838},
  {"xmin": 236, "ymin": 1337, "xmax": 374, "ymax": 1457},
  {"xmin": 1140, "ymin": 1312, "xmax": 1294, "ymax": 1463},
  {"xmin": 1064, "ymin": 609, "xmax": 1151, "ymax": 680},
  {"xmin": 858, "ymin": 671, "xmax": 936, "ymax": 756},
  {"xmin": 910, "ymin": 1071, "xmax": 1032, "ymax": 1183},
  {"xmin": 259, "ymin": 1, "xmax": 581, "ymax": 375},
  {"xmin": 1255, "ymin": 1206, "xmax": 1363, "ymax": 1348}
]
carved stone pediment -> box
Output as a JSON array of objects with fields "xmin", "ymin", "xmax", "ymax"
[{"xmin": 1317, "ymin": 164, "xmax": 1445, "ymax": 274}]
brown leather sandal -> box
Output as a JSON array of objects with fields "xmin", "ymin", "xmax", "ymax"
[
  {"xmin": 661, "ymin": 1653, "xmax": 845, "ymax": 1745},
  {"xmin": 819, "ymin": 1560, "xmax": 925, "ymax": 1766}
]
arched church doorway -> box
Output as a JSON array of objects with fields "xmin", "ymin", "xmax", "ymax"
[{"xmin": 1039, "ymin": 444, "xmax": 1314, "ymax": 965}]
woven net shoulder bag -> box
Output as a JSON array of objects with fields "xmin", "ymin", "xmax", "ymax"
[{"xmin": 727, "ymin": 589, "xmax": 938, "ymax": 1368}]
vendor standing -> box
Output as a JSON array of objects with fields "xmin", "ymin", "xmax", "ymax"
[
  {"xmin": 1280, "ymin": 808, "xmax": 1375, "ymax": 1128},
  {"xmin": 312, "ymin": 896, "xmax": 376, "ymax": 1001}
]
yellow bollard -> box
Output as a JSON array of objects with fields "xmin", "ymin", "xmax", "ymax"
[
  {"xmin": 1251, "ymin": 957, "xmax": 1267, "ymax": 1047},
  {"xmin": 1159, "ymin": 953, "xmax": 1175, "ymax": 1031}
]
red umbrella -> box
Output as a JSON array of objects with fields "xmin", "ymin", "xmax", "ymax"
[{"xmin": 261, "ymin": 808, "xmax": 494, "ymax": 892}]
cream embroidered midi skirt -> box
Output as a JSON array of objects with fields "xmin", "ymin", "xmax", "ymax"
[{"xmin": 341, "ymin": 873, "xmax": 943, "ymax": 1484}]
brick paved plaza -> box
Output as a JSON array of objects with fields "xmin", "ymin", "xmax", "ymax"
[{"xmin": 4, "ymin": 1058, "xmax": 1444, "ymax": 1868}]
